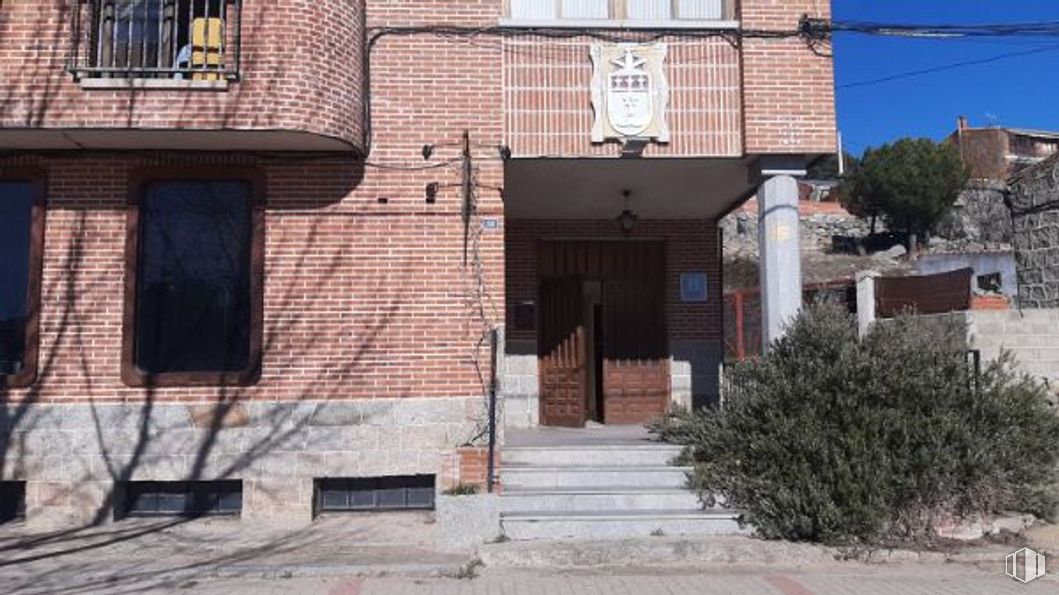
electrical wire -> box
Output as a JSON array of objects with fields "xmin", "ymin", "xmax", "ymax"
[
  {"xmin": 839, "ymin": 43, "xmax": 1059, "ymax": 89},
  {"xmin": 362, "ymin": 158, "xmax": 461, "ymax": 171},
  {"xmin": 831, "ymin": 20, "xmax": 1059, "ymax": 40}
]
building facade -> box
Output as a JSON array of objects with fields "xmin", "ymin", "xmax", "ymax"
[
  {"xmin": 948, "ymin": 116, "xmax": 1059, "ymax": 181},
  {"xmin": 0, "ymin": 0, "xmax": 835, "ymax": 526}
]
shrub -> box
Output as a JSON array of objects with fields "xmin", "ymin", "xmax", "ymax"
[
  {"xmin": 653, "ymin": 302, "xmax": 1059, "ymax": 546},
  {"xmin": 442, "ymin": 483, "xmax": 480, "ymax": 496}
]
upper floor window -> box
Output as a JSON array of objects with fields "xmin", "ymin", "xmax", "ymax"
[
  {"xmin": 0, "ymin": 175, "xmax": 46, "ymax": 389},
  {"xmin": 123, "ymin": 171, "xmax": 264, "ymax": 387},
  {"xmin": 505, "ymin": 0, "xmax": 734, "ymax": 23},
  {"xmin": 69, "ymin": 0, "xmax": 243, "ymax": 82}
]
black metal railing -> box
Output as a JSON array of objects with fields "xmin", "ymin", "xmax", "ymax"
[
  {"xmin": 967, "ymin": 349, "xmax": 982, "ymax": 394},
  {"xmin": 486, "ymin": 327, "xmax": 500, "ymax": 493},
  {"xmin": 68, "ymin": 0, "xmax": 242, "ymax": 81}
]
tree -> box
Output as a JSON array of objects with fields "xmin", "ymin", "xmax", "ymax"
[{"xmin": 839, "ymin": 139, "xmax": 967, "ymax": 254}]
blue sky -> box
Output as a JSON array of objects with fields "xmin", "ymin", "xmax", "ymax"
[{"xmin": 833, "ymin": 0, "xmax": 1059, "ymax": 156}]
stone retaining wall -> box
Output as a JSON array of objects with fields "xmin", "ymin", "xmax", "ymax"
[{"xmin": 2, "ymin": 397, "xmax": 482, "ymax": 527}]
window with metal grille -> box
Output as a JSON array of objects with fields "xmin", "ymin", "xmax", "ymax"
[
  {"xmin": 0, "ymin": 176, "xmax": 44, "ymax": 388},
  {"xmin": 0, "ymin": 482, "xmax": 27, "ymax": 524},
  {"xmin": 316, "ymin": 476, "xmax": 436, "ymax": 513},
  {"xmin": 123, "ymin": 171, "xmax": 264, "ymax": 388},
  {"xmin": 118, "ymin": 481, "xmax": 242, "ymax": 518},
  {"xmin": 69, "ymin": 0, "xmax": 242, "ymax": 81},
  {"xmin": 506, "ymin": 0, "xmax": 732, "ymax": 22}
]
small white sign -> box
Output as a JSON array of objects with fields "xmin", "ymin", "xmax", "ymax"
[{"xmin": 680, "ymin": 273, "xmax": 708, "ymax": 303}]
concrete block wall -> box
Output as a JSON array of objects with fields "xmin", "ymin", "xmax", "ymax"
[{"xmin": 966, "ymin": 309, "xmax": 1059, "ymax": 385}]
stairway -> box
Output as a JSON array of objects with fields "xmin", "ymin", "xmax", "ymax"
[{"xmin": 498, "ymin": 432, "xmax": 744, "ymax": 541}]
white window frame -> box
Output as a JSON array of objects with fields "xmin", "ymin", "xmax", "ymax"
[{"xmin": 501, "ymin": 0, "xmax": 739, "ymax": 29}]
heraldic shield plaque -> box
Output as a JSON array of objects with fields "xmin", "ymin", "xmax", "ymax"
[{"xmin": 590, "ymin": 43, "xmax": 670, "ymax": 144}]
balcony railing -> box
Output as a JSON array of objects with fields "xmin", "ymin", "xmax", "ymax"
[
  {"xmin": 504, "ymin": 0, "xmax": 737, "ymax": 23},
  {"xmin": 68, "ymin": 0, "xmax": 242, "ymax": 81}
]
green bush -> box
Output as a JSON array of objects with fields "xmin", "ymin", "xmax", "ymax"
[
  {"xmin": 653, "ymin": 302, "xmax": 1059, "ymax": 546},
  {"xmin": 442, "ymin": 482, "xmax": 480, "ymax": 496}
]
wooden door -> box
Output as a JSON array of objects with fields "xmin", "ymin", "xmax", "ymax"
[
  {"xmin": 601, "ymin": 258, "xmax": 669, "ymax": 425},
  {"xmin": 538, "ymin": 277, "xmax": 588, "ymax": 427}
]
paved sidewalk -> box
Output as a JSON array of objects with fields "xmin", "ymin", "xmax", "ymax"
[
  {"xmin": 23, "ymin": 565, "xmax": 1054, "ymax": 595},
  {"xmin": 0, "ymin": 513, "xmax": 472, "ymax": 595},
  {"xmin": 1, "ymin": 513, "xmax": 1054, "ymax": 595}
]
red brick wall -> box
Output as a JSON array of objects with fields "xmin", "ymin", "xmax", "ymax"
[
  {"xmin": 741, "ymin": 0, "xmax": 837, "ymax": 155},
  {"xmin": 1, "ymin": 0, "xmax": 830, "ymax": 408},
  {"xmin": 504, "ymin": 36, "xmax": 743, "ymax": 157},
  {"xmin": 0, "ymin": 0, "xmax": 364, "ymax": 149},
  {"xmin": 951, "ymin": 128, "xmax": 1012, "ymax": 180},
  {"xmin": 0, "ymin": 151, "xmax": 505, "ymax": 404},
  {"xmin": 504, "ymin": 219, "xmax": 722, "ymax": 344}
]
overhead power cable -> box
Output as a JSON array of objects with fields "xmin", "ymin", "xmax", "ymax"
[
  {"xmin": 830, "ymin": 20, "xmax": 1059, "ymax": 40},
  {"xmin": 839, "ymin": 42, "xmax": 1059, "ymax": 89}
]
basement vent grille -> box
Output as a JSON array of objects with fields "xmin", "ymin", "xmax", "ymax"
[
  {"xmin": 0, "ymin": 482, "xmax": 26, "ymax": 524},
  {"xmin": 119, "ymin": 480, "xmax": 242, "ymax": 518},
  {"xmin": 316, "ymin": 476, "xmax": 435, "ymax": 512}
]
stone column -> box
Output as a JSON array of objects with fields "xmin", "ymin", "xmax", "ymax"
[
  {"xmin": 757, "ymin": 174, "xmax": 803, "ymax": 349},
  {"xmin": 855, "ymin": 270, "xmax": 879, "ymax": 337}
]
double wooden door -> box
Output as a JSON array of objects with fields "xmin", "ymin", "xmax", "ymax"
[{"xmin": 537, "ymin": 241, "xmax": 669, "ymax": 427}]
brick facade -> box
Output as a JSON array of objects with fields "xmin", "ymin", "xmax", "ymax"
[
  {"xmin": 0, "ymin": 0, "xmax": 835, "ymax": 526},
  {"xmin": 0, "ymin": 0, "xmax": 365, "ymax": 150},
  {"xmin": 742, "ymin": 0, "xmax": 836, "ymax": 154}
]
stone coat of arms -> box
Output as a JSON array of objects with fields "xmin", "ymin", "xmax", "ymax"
[{"xmin": 590, "ymin": 43, "xmax": 670, "ymax": 144}]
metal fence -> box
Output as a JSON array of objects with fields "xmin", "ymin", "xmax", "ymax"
[
  {"xmin": 875, "ymin": 268, "xmax": 974, "ymax": 318},
  {"xmin": 69, "ymin": 0, "xmax": 242, "ymax": 81}
]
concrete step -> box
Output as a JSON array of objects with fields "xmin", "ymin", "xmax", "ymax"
[
  {"xmin": 501, "ymin": 445, "xmax": 684, "ymax": 467},
  {"xmin": 499, "ymin": 487, "xmax": 702, "ymax": 513},
  {"xmin": 500, "ymin": 465, "xmax": 691, "ymax": 490},
  {"xmin": 500, "ymin": 510, "xmax": 745, "ymax": 541}
]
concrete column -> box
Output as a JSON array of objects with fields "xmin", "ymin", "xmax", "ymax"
[
  {"xmin": 855, "ymin": 270, "xmax": 879, "ymax": 337},
  {"xmin": 757, "ymin": 174, "xmax": 803, "ymax": 349}
]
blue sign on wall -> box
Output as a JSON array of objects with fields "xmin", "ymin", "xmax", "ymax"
[{"xmin": 680, "ymin": 273, "xmax": 708, "ymax": 303}]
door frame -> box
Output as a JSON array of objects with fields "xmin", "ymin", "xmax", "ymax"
[{"xmin": 536, "ymin": 238, "xmax": 669, "ymax": 426}]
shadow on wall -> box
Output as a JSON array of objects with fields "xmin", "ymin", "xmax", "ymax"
[{"xmin": 0, "ymin": 193, "xmax": 410, "ymax": 567}]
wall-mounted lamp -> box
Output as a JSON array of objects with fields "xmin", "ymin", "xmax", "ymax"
[
  {"xmin": 499, "ymin": 145, "xmax": 512, "ymax": 161},
  {"xmin": 620, "ymin": 138, "xmax": 648, "ymax": 159},
  {"xmin": 425, "ymin": 182, "xmax": 439, "ymax": 204},
  {"xmin": 421, "ymin": 144, "xmax": 435, "ymax": 160},
  {"xmin": 617, "ymin": 190, "xmax": 638, "ymax": 234}
]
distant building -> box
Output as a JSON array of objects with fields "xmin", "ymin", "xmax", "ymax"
[{"xmin": 947, "ymin": 116, "xmax": 1059, "ymax": 180}]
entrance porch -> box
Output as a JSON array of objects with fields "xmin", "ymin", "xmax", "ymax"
[{"xmin": 500, "ymin": 157, "xmax": 793, "ymax": 430}]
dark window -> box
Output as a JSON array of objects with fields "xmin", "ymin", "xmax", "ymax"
[
  {"xmin": 0, "ymin": 482, "xmax": 27, "ymax": 524},
  {"xmin": 977, "ymin": 272, "xmax": 1003, "ymax": 293},
  {"xmin": 0, "ymin": 178, "xmax": 44, "ymax": 387},
  {"xmin": 124, "ymin": 173, "xmax": 263, "ymax": 387},
  {"xmin": 316, "ymin": 476, "xmax": 436, "ymax": 513},
  {"xmin": 119, "ymin": 480, "xmax": 241, "ymax": 518}
]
